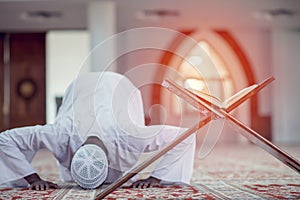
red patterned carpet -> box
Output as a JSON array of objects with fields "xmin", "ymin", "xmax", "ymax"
[
  {"xmin": 192, "ymin": 143, "xmax": 300, "ymax": 199},
  {"xmin": 0, "ymin": 143, "xmax": 299, "ymax": 199}
]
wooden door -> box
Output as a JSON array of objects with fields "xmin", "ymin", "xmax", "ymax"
[{"xmin": 0, "ymin": 33, "xmax": 46, "ymax": 131}]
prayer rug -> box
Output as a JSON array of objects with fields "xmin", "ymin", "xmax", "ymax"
[{"xmin": 0, "ymin": 143, "xmax": 299, "ymax": 199}]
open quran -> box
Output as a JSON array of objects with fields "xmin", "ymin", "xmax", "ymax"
[
  {"xmin": 187, "ymin": 85, "xmax": 257, "ymax": 110},
  {"xmin": 162, "ymin": 77, "xmax": 273, "ymax": 113}
]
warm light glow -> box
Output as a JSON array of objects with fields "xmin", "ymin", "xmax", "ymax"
[
  {"xmin": 184, "ymin": 78, "xmax": 205, "ymax": 91},
  {"xmin": 180, "ymin": 60, "xmax": 202, "ymax": 79},
  {"xmin": 187, "ymin": 55, "xmax": 203, "ymax": 65}
]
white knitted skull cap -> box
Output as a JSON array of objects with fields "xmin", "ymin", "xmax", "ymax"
[{"xmin": 71, "ymin": 144, "xmax": 108, "ymax": 189}]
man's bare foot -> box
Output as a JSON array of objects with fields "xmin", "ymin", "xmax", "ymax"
[{"xmin": 132, "ymin": 176, "xmax": 161, "ymax": 189}]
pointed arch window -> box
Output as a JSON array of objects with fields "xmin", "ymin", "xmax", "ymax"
[{"xmin": 173, "ymin": 41, "xmax": 234, "ymax": 114}]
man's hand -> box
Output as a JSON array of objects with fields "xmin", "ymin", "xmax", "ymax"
[
  {"xmin": 131, "ymin": 176, "xmax": 161, "ymax": 189},
  {"xmin": 24, "ymin": 173, "xmax": 59, "ymax": 190},
  {"xmin": 29, "ymin": 180, "xmax": 59, "ymax": 191}
]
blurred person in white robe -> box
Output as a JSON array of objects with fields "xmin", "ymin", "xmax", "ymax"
[{"xmin": 0, "ymin": 72, "xmax": 196, "ymax": 190}]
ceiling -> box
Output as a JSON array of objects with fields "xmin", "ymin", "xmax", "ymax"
[{"xmin": 0, "ymin": 0, "xmax": 300, "ymax": 32}]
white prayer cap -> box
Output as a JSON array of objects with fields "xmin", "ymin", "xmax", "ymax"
[{"xmin": 71, "ymin": 144, "xmax": 108, "ymax": 189}]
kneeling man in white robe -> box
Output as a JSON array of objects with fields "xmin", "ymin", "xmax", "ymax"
[{"xmin": 0, "ymin": 72, "xmax": 196, "ymax": 190}]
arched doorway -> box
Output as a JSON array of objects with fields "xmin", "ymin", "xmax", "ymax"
[{"xmin": 152, "ymin": 30, "xmax": 265, "ymax": 142}]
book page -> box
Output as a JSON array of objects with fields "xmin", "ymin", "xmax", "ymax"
[
  {"xmin": 223, "ymin": 84, "xmax": 258, "ymax": 109},
  {"xmin": 186, "ymin": 89, "xmax": 224, "ymax": 108}
]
